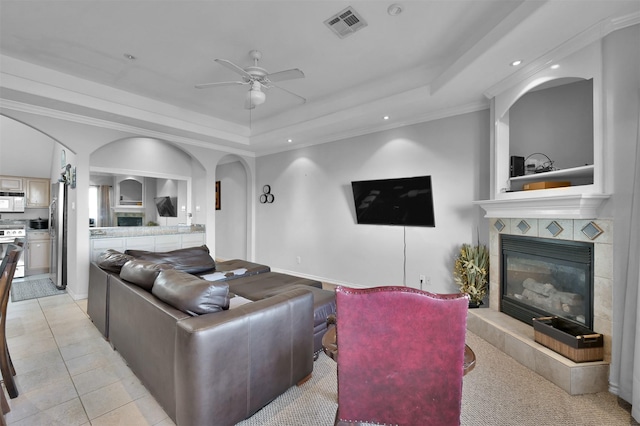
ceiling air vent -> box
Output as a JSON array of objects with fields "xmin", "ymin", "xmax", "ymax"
[{"xmin": 324, "ymin": 6, "xmax": 368, "ymax": 39}]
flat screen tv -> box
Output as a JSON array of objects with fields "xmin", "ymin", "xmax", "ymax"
[
  {"xmin": 351, "ymin": 176, "xmax": 435, "ymax": 227},
  {"xmin": 154, "ymin": 196, "xmax": 177, "ymax": 218}
]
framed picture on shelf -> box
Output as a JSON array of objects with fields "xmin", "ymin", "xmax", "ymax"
[{"xmin": 215, "ymin": 181, "xmax": 221, "ymax": 210}]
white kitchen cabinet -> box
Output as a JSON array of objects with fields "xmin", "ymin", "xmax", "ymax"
[
  {"xmin": 26, "ymin": 230, "xmax": 50, "ymax": 275},
  {"xmin": 181, "ymin": 233, "xmax": 205, "ymax": 248},
  {"xmin": 125, "ymin": 236, "xmax": 155, "ymax": 251},
  {"xmin": 25, "ymin": 178, "xmax": 50, "ymax": 208},
  {"xmin": 90, "ymin": 238, "xmax": 124, "ymax": 262},
  {"xmin": 90, "ymin": 233, "xmax": 206, "ymax": 262},
  {"xmin": 155, "ymin": 235, "xmax": 181, "ymax": 252},
  {"xmin": 0, "ymin": 176, "xmax": 23, "ymax": 191}
]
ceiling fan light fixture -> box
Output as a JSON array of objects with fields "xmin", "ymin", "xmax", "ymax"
[{"xmin": 247, "ymin": 81, "xmax": 266, "ymax": 107}]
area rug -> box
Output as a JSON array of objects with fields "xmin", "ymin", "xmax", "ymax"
[
  {"xmin": 11, "ymin": 278, "xmax": 66, "ymax": 302},
  {"xmin": 237, "ymin": 332, "xmax": 636, "ymax": 426}
]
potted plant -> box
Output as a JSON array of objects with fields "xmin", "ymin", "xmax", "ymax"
[{"xmin": 453, "ymin": 243, "xmax": 489, "ymax": 307}]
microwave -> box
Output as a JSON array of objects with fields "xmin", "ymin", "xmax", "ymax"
[{"xmin": 0, "ymin": 191, "xmax": 25, "ymax": 212}]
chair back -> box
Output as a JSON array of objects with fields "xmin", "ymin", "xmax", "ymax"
[
  {"xmin": 0, "ymin": 244, "xmax": 21, "ymax": 280},
  {"xmin": 335, "ymin": 286, "xmax": 468, "ymax": 426},
  {"xmin": 1, "ymin": 247, "xmax": 22, "ymax": 306}
]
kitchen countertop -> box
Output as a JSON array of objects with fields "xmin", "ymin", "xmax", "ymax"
[
  {"xmin": 90, "ymin": 224, "xmax": 205, "ymax": 239},
  {"xmin": 0, "ymin": 219, "xmax": 49, "ymax": 231}
]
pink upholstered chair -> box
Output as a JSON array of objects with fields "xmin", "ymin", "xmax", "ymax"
[{"xmin": 334, "ymin": 286, "xmax": 469, "ymax": 426}]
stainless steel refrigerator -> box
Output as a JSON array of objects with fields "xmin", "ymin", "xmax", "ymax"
[{"xmin": 50, "ymin": 182, "xmax": 67, "ymax": 289}]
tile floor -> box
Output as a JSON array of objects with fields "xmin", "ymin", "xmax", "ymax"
[{"xmin": 3, "ymin": 287, "xmax": 174, "ymax": 425}]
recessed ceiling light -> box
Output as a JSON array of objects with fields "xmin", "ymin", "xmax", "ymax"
[
  {"xmin": 387, "ymin": 4, "xmax": 403, "ymax": 16},
  {"xmin": 510, "ymin": 60, "xmax": 522, "ymax": 67},
  {"xmin": 383, "ymin": 115, "xmax": 390, "ymax": 120},
  {"xmin": 123, "ymin": 53, "xmax": 136, "ymax": 60},
  {"xmin": 287, "ymin": 139, "xmax": 293, "ymax": 143},
  {"xmin": 550, "ymin": 64, "xmax": 560, "ymax": 69}
]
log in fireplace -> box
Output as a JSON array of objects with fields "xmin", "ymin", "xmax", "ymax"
[{"xmin": 500, "ymin": 234, "xmax": 594, "ymax": 329}]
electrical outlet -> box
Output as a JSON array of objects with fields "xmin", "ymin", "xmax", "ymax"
[
  {"xmin": 419, "ymin": 275, "xmax": 425, "ymax": 289},
  {"xmin": 425, "ymin": 276, "xmax": 431, "ymax": 286},
  {"xmin": 296, "ymin": 256, "xmax": 302, "ymax": 264}
]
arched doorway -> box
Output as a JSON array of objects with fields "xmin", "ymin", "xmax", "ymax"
[{"xmin": 215, "ymin": 155, "xmax": 250, "ymax": 260}]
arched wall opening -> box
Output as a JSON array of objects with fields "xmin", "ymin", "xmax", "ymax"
[
  {"xmin": 215, "ymin": 154, "xmax": 252, "ymax": 260},
  {"xmin": 89, "ymin": 137, "xmax": 207, "ymax": 227}
]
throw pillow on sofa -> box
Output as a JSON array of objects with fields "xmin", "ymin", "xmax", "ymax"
[
  {"xmin": 125, "ymin": 245, "xmax": 216, "ymax": 274},
  {"xmin": 152, "ymin": 269, "xmax": 230, "ymax": 316},
  {"xmin": 120, "ymin": 259, "xmax": 172, "ymax": 291},
  {"xmin": 97, "ymin": 249, "xmax": 135, "ymax": 273}
]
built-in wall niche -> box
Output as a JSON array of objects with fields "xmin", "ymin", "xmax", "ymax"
[
  {"xmin": 508, "ymin": 78, "xmax": 594, "ymax": 192},
  {"xmin": 491, "ymin": 41, "xmax": 605, "ymax": 203},
  {"xmin": 116, "ymin": 176, "xmax": 144, "ymax": 207}
]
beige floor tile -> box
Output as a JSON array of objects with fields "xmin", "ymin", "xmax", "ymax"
[
  {"xmin": 59, "ymin": 335, "xmax": 113, "ymax": 361},
  {"xmin": 13, "ymin": 362, "xmax": 72, "ymax": 395},
  {"xmin": 5, "ymin": 317, "xmax": 50, "ymax": 338},
  {"xmin": 119, "ymin": 374, "xmax": 151, "ymax": 401},
  {"xmin": 4, "ymin": 375, "xmax": 78, "ymax": 422},
  {"xmin": 8, "ymin": 334, "xmax": 59, "ymax": 360},
  {"xmin": 154, "ymin": 418, "xmax": 177, "ymax": 426},
  {"xmin": 8, "ymin": 397, "xmax": 89, "ymax": 426},
  {"xmin": 65, "ymin": 346, "xmax": 128, "ymax": 377},
  {"xmin": 72, "ymin": 360, "xmax": 135, "ymax": 396},
  {"xmin": 51, "ymin": 321, "xmax": 104, "ymax": 348},
  {"xmin": 12, "ymin": 347, "xmax": 65, "ymax": 376},
  {"xmin": 4, "ymin": 290, "xmax": 173, "ymax": 425},
  {"xmin": 75, "ymin": 298, "xmax": 88, "ymax": 313},
  {"xmin": 133, "ymin": 394, "xmax": 173, "ymax": 425},
  {"xmin": 79, "ymin": 380, "xmax": 139, "ymax": 420},
  {"xmin": 37, "ymin": 293, "xmax": 76, "ymax": 308},
  {"xmin": 44, "ymin": 308, "xmax": 91, "ymax": 329},
  {"xmin": 6, "ymin": 299, "xmax": 41, "ymax": 314},
  {"xmin": 90, "ymin": 400, "xmax": 153, "ymax": 426}
]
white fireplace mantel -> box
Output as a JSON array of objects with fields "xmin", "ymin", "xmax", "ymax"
[{"xmin": 474, "ymin": 193, "xmax": 610, "ymax": 219}]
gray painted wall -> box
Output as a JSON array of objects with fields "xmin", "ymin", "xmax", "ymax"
[
  {"xmin": 255, "ymin": 110, "xmax": 491, "ymax": 293},
  {"xmin": 510, "ymin": 79, "xmax": 594, "ymax": 170},
  {"xmin": 215, "ymin": 160, "xmax": 248, "ymax": 260}
]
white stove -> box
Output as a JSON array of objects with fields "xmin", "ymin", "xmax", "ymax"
[{"xmin": 0, "ymin": 224, "xmax": 26, "ymax": 278}]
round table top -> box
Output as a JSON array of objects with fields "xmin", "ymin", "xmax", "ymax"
[{"xmin": 321, "ymin": 325, "xmax": 476, "ymax": 375}]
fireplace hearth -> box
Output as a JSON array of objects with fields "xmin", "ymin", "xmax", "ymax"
[
  {"xmin": 467, "ymin": 217, "xmax": 612, "ymax": 394},
  {"xmin": 500, "ymin": 234, "xmax": 594, "ymax": 329}
]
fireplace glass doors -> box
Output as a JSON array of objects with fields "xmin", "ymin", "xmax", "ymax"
[{"xmin": 500, "ymin": 234, "xmax": 594, "ymax": 329}]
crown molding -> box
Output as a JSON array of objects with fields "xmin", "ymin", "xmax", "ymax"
[
  {"xmin": 484, "ymin": 11, "xmax": 640, "ymax": 99},
  {"xmin": 253, "ymin": 99, "xmax": 490, "ymax": 156},
  {"xmin": 0, "ymin": 99, "xmax": 257, "ymax": 158}
]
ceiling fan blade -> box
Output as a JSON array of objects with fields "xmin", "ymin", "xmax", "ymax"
[
  {"xmin": 266, "ymin": 68, "xmax": 305, "ymax": 82},
  {"xmin": 195, "ymin": 81, "xmax": 246, "ymax": 89},
  {"xmin": 214, "ymin": 58, "xmax": 253, "ymax": 80},
  {"xmin": 271, "ymin": 83, "xmax": 307, "ymax": 104}
]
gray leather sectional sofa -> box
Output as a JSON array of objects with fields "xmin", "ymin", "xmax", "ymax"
[{"xmin": 87, "ymin": 245, "xmax": 334, "ymax": 426}]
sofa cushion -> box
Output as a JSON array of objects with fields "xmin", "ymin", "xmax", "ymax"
[
  {"xmin": 97, "ymin": 249, "xmax": 135, "ymax": 273},
  {"xmin": 125, "ymin": 245, "xmax": 216, "ymax": 274},
  {"xmin": 152, "ymin": 269, "xmax": 230, "ymax": 316},
  {"xmin": 120, "ymin": 259, "xmax": 172, "ymax": 291}
]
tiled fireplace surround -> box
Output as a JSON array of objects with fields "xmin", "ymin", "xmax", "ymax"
[{"xmin": 467, "ymin": 217, "xmax": 612, "ymax": 395}]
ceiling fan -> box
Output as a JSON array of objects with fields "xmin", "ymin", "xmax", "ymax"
[{"xmin": 195, "ymin": 50, "xmax": 306, "ymax": 109}]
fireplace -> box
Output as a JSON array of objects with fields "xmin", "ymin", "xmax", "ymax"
[
  {"xmin": 117, "ymin": 216, "xmax": 143, "ymax": 226},
  {"xmin": 115, "ymin": 212, "xmax": 145, "ymax": 227},
  {"xmin": 500, "ymin": 234, "xmax": 594, "ymax": 329}
]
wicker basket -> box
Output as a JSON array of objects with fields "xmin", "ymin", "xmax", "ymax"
[{"xmin": 533, "ymin": 316, "xmax": 603, "ymax": 363}]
